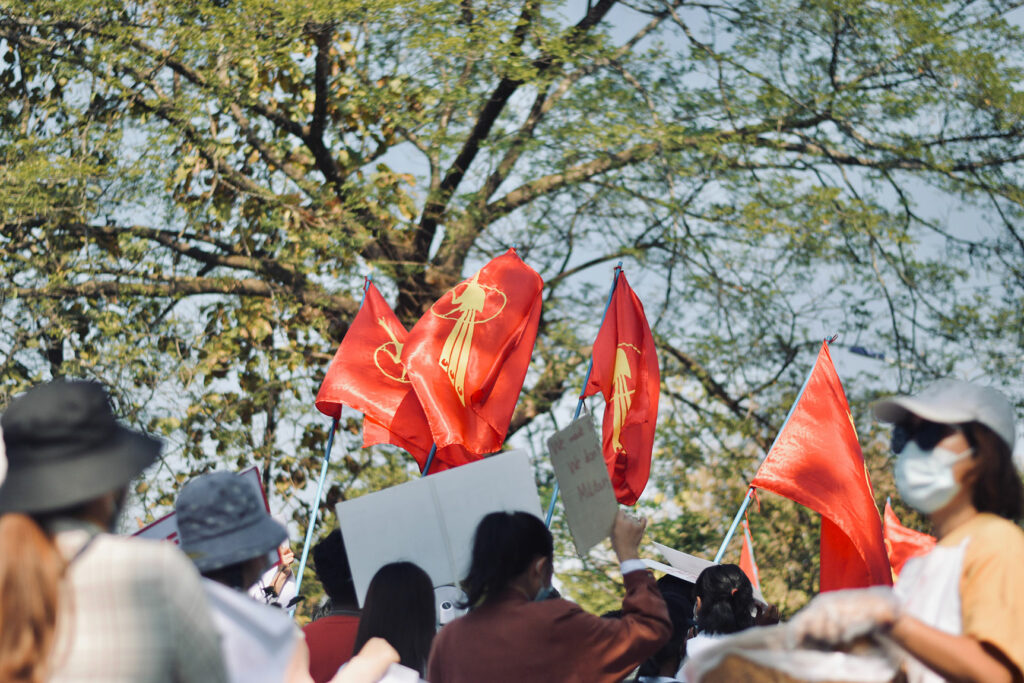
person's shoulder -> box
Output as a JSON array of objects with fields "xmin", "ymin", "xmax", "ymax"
[{"xmin": 955, "ymin": 513, "xmax": 1024, "ymax": 562}]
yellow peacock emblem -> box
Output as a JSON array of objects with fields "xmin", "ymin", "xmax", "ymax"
[
  {"xmin": 610, "ymin": 343, "xmax": 640, "ymax": 452},
  {"xmin": 373, "ymin": 317, "xmax": 410, "ymax": 384},
  {"xmin": 432, "ymin": 272, "xmax": 507, "ymax": 405}
]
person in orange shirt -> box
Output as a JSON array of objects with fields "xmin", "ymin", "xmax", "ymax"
[
  {"xmin": 303, "ymin": 530, "xmax": 361, "ymax": 683},
  {"xmin": 793, "ymin": 380, "xmax": 1024, "ymax": 683}
]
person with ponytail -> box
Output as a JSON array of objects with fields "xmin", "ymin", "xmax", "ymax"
[
  {"xmin": 675, "ymin": 563, "xmax": 756, "ymax": 678},
  {"xmin": 0, "ymin": 380, "xmax": 227, "ymax": 682},
  {"xmin": 427, "ymin": 509, "xmax": 671, "ymax": 682}
]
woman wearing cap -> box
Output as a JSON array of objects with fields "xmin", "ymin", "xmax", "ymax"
[{"xmin": 795, "ymin": 379, "xmax": 1024, "ymax": 683}]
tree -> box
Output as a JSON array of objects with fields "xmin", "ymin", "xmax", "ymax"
[{"xmin": 2, "ymin": 0, "xmax": 1023, "ymax": 614}]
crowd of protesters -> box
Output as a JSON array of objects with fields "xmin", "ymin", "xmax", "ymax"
[{"xmin": 0, "ymin": 377, "xmax": 1021, "ymax": 682}]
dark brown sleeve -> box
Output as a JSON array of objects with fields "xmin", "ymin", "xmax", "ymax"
[{"xmin": 554, "ymin": 569, "xmax": 671, "ymax": 682}]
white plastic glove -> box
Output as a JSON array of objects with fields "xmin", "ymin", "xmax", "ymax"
[{"xmin": 788, "ymin": 586, "xmax": 900, "ymax": 647}]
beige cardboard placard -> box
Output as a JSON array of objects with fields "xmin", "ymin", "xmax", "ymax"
[{"xmin": 548, "ymin": 414, "xmax": 618, "ymax": 556}]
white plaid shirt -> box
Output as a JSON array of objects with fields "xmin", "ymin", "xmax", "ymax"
[{"xmin": 49, "ymin": 519, "xmax": 229, "ymax": 682}]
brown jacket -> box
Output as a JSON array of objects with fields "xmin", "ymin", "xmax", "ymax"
[{"xmin": 427, "ymin": 569, "xmax": 671, "ymax": 683}]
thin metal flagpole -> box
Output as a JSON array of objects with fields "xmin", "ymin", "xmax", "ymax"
[
  {"xmin": 712, "ymin": 339, "xmax": 825, "ymax": 563},
  {"xmin": 292, "ymin": 276, "xmax": 372, "ymax": 614},
  {"xmin": 292, "ymin": 415, "xmax": 338, "ymax": 611},
  {"xmin": 421, "ymin": 443, "xmax": 437, "ymax": 477},
  {"xmin": 545, "ymin": 262, "xmax": 623, "ymax": 528}
]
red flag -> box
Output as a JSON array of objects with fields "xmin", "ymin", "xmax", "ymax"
[
  {"xmin": 582, "ymin": 271, "xmax": 660, "ymax": 505},
  {"xmin": 315, "ymin": 282, "xmax": 468, "ymax": 472},
  {"xmin": 750, "ymin": 342, "xmax": 891, "ymax": 591},
  {"xmin": 883, "ymin": 499, "xmax": 936, "ymax": 578},
  {"xmin": 401, "ymin": 249, "xmax": 543, "ymax": 455},
  {"xmin": 740, "ymin": 519, "xmax": 762, "ymax": 593}
]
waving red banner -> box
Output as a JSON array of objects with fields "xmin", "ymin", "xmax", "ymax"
[
  {"xmin": 751, "ymin": 342, "xmax": 891, "ymax": 591},
  {"xmin": 315, "ymin": 282, "xmax": 465, "ymax": 472},
  {"xmin": 582, "ymin": 271, "xmax": 660, "ymax": 505},
  {"xmin": 401, "ymin": 249, "xmax": 543, "ymax": 456},
  {"xmin": 883, "ymin": 499, "xmax": 936, "ymax": 578}
]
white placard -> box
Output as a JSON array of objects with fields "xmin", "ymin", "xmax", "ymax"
[
  {"xmin": 649, "ymin": 543, "xmax": 766, "ymax": 604},
  {"xmin": 547, "ymin": 415, "xmax": 618, "ymax": 556},
  {"xmin": 335, "ymin": 450, "xmax": 543, "ymax": 606},
  {"xmin": 132, "ymin": 466, "xmax": 269, "ymax": 544}
]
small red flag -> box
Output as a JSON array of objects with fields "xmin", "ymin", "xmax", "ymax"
[
  {"xmin": 883, "ymin": 499, "xmax": 936, "ymax": 578},
  {"xmin": 315, "ymin": 282, "xmax": 468, "ymax": 472},
  {"xmin": 740, "ymin": 518, "xmax": 762, "ymax": 593},
  {"xmin": 582, "ymin": 271, "xmax": 660, "ymax": 505},
  {"xmin": 750, "ymin": 342, "xmax": 892, "ymax": 591},
  {"xmin": 401, "ymin": 249, "xmax": 543, "ymax": 455}
]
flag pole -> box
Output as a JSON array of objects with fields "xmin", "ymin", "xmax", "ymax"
[
  {"xmin": 545, "ymin": 262, "xmax": 623, "ymax": 528},
  {"xmin": 292, "ymin": 415, "xmax": 339, "ymax": 614},
  {"xmin": 292, "ymin": 276, "xmax": 372, "ymax": 615},
  {"xmin": 712, "ymin": 338, "xmax": 827, "ymax": 563},
  {"xmin": 422, "ymin": 443, "xmax": 437, "ymax": 476}
]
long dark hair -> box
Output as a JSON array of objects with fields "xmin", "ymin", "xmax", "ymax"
[
  {"xmin": 694, "ymin": 564, "xmax": 755, "ymax": 636},
  {"xmin": 460, "ymin": 511, "xmax": 553, "ymax": 609},
  {"xmin": 352, "ymin": 562, "xmax": 435, "ymax": 676},
  {"xmin": 962, "ymin": 422, "xmax": 1023, "ymax": 521}
]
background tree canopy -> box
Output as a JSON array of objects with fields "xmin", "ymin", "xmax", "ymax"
[{"xmin": 2, "ymin": 0, "xmax": 1023, "ymax": 615}]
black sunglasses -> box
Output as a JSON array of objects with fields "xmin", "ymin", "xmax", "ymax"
[{"xmin": 890, "ymin": 422, "xmax": 960, "ymax": 454}]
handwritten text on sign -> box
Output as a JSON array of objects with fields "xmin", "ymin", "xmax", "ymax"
[{"xmin": 548, "ymin": 414, "xmax": 618, "ymax": 556}]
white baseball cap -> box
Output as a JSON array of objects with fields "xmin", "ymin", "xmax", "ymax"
[{"xmin": 873, "ymin": 379, "xmax": 1016, "ymax": 451}]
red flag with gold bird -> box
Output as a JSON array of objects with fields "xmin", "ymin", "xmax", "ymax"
[
  {"xmin": 750, "ymin": 342, "xmax": 892, "ymax": 591},
  {"xmin": 315, "ymin": 282, "xmax": 465, "ymax": 472},
  {"xmin": 582, "ymin": 271, "xmax": 659, "ymax": 505},
  {"xmin": 883, "ymin": 499, "xmax": 936, "ymax": 578},
  {"xmin": 400, "ymin": 249, "xmax": 543, "ymax": 456}
]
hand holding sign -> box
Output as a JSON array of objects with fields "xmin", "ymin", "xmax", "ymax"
[{"xmin": 611, "ymin": 510, "xmax": 646, "ymax": 562}]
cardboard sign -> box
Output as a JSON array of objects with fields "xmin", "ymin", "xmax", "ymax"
[
  {"xmin": 548, "ymin": 414, "xmax": 618, "ymax": 556},
  {"xmin": 335, "ymin": 450, "xmax": 543, "ymax": 606},
  {"xmin": 133, "ymin": 466, "xmax": 269, "ymax": 545},
  {"xmin": 648, "ymin": 542, "xmax": 766, "ymax": 604}
]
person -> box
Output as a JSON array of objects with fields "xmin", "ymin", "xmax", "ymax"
[
  {"xmin": 677, "ymin": 564, "xmax": 756, "ymax": 677},
  {"xmin": 633, "ymin": 589, "xmax": 692, "ymax": 683},
  {"xmin": 250, "ymin": 538, "xmax": 299, "ymax": 609},
  {"xmin": 427, "ymin": 509, "xmax": 671, "ymax": 682},
  {"xmin": 303, "ymin": 528, "xmax": 362, "ymax": 683},
  {"xmin": 352, "ymin": 562, "xmax": 436, "ymax": 678},
  {"xmin": 792, "ymin": 379, "xmax": 1024, "ymax": 683},
  {"xmin": 176, "ymin": 471, "xmax": 311, "ymax": 683},
  {"xmin": 0, "ymin": 379, "xmax": 227, "ymax": 682}
]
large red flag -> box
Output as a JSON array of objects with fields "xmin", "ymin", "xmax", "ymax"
[
  {"xmin": 883, "ymin": 499, "xmax": 936, "ymax": 578},
  {"xmin": 401, "ymin": 249, "xmax": 543, "ymax": 455},
  {"xmin": 315, "ymin": 282, "xmax": 466, "ymax": 472},
  {"xmin": 750, "ymin": 342, "xmax": 891, "ymax": 591},
  {"xmin": 582, "ymin": 271, "xmax": 660, "ymax": 505}
]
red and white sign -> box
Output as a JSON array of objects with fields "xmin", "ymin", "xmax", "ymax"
[{"xmin": 133, "ymin": 466, "xmax": 270, "ymax": 544}]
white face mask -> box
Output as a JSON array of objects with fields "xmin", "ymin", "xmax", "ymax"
[{"xmin": 894, "ymin": 441, "xmax": 973, "ymax": 514}]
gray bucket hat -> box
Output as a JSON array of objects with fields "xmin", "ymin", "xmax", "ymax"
[
  {"xmin": 175, "ymin": 471, "xmax": 287, "ymax": 573},
  {"xmin": 0, "ymin": 380, "xmax": 161, "ymax": 514},
  {"xmin": 873, "ymin": 379, "xmax": 1017, "ymax": 451}
]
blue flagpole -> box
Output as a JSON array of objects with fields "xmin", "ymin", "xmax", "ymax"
[
  {"xmin": 422, "ymin": 443, "xmax": 437, "ymax": 476},
  {"xmin": 712, "ymin": 338, "xmax": 827, "ymax": 564},
  {"xmin": 545, "ymin": 262, "xmax": 623, "ymax": 528},
  {"xmin": 292, "ymin": 276, "xmax": 372, "ymax": 615},
  {"xmin": 292, "ymin": 416, "xmax": 338, "ymax": 613}
]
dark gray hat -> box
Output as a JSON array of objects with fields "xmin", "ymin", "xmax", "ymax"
[
  {"xmin": 175, "ymin": 471, "xmax": 287, "ymax": 573},
  {"xmin": 0, "ymin": 380, "xmax": 161, "ymax": 514}
]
